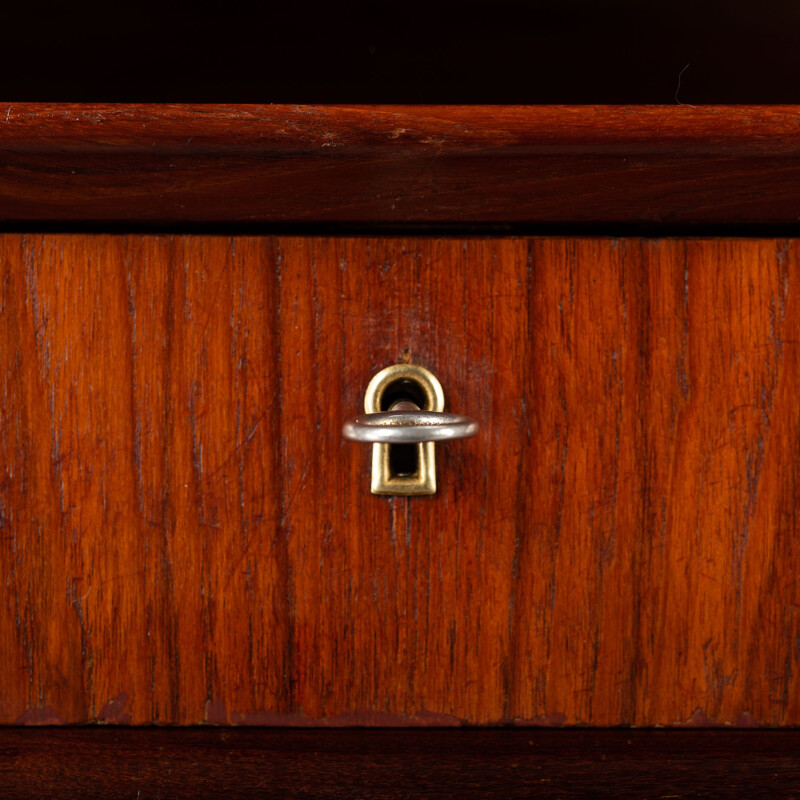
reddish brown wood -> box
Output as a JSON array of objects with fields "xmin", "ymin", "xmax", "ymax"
[
  {"xmin": 2, "ymin": 728, "xmax": 800, "ymax": 799},
  {"xmin": 2, "ymin": 235, "xmax": 800, "ymax": 726},
  {"xmin": 4, "ymin": 105, "xmax": 800, "ymax": 225}
]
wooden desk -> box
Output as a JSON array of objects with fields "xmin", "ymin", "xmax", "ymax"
[{"xmin": 2, "ymin": 105, "xmax": 799, "ymax": 795}]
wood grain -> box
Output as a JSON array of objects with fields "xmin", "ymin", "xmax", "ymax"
[
  {"xmin": 2, "ymin": 235, "xmax": 800, "ymax": 726},
  {"xmin": 2, "ymin": 728, "xmax": 800, "ymax": 799},
  {"xmin": 4, "ymin": 105, "xmax": 800, "ymax": 225}
]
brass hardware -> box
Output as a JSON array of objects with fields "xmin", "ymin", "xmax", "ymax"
[
  {"xmin": 365, "ymin": 364, "xmax": 443, "ymax": 495},
  {"xmin": 343, "ymin": 364, "xmax": 478, "ymax": 496}
]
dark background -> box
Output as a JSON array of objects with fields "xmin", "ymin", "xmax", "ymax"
[{"xmin": 2, "ymin": 0, "xmax": 798, "ymax": 102}]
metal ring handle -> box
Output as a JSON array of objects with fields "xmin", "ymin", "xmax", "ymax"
[{"xmin": 342, "ymin": 410, "xmax": 479, "ymax": 443}]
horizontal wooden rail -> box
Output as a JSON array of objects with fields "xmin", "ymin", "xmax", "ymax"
[
  {"xmin": 2, "ymin": 104, "xmax": 800, "ymax": 226},
  {"xmin": 1, "ymin": 728, "xmax": 799, "ymax": 798}
]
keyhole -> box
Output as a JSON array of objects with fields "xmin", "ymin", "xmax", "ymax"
[
  {"xmin": 379, "ymin": 379, "xmax": 428, "ymax": 411},
  {"xmin": 381, "ymin": 379, "xmax": 426, "ymax": 478},
  {"xmin": 389, "ymin": 442, "xmax": 419, "ymax": 478}
]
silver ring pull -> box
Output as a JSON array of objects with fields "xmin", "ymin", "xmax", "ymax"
[{"xmin": 343, "ymin": 401, "xmax": 479, "ymax": 444}]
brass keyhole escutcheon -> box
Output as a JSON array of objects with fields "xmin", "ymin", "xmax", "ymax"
[
  {"xmin": 364, "ymin": 364, "xmax": 445, "ymax": 495},
  {"xmin": 342, "ymin": 364, "xmax": 478, "ymax": 496}
]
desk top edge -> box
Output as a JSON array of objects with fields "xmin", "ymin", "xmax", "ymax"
[{"xmin": 3, "ymin": 104, "xmax": 800, "ymax": 226}]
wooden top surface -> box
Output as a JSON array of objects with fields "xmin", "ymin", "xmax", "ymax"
[{"xmin": 2, "ymin": 104, "xmax": 800, "ymax": 227}]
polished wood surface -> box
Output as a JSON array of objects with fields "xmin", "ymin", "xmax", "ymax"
[
  {"xmin": 2, "ymin": 728, "xmax": 799, "ymax": 799},
  {"xmin": 5, "ymin": 105, "xmax": 800, "ymax": 226},
  {"xmin": 2, "ymin": 235, "xmax": 800, "ymax": 726}
]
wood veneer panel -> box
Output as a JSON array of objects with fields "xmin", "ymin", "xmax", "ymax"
[
  {"xmin": 2, "ymin": 729, "xmax": 799, "ymax": 799},
  {"xmin": 0, "ymin": 235, "xmax": 291, "ymax": 725},
  {"xmin": 2, "ymin": 235, "xmax": 800, "ymax": 725},
  {"xmin": 4, "ymin": 105, "xmax": 800, "ymax": 225}
]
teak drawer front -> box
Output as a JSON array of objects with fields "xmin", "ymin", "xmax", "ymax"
[{"xmin": 1, "ymin": 234, "xmax": 799, "ymax": 727}]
